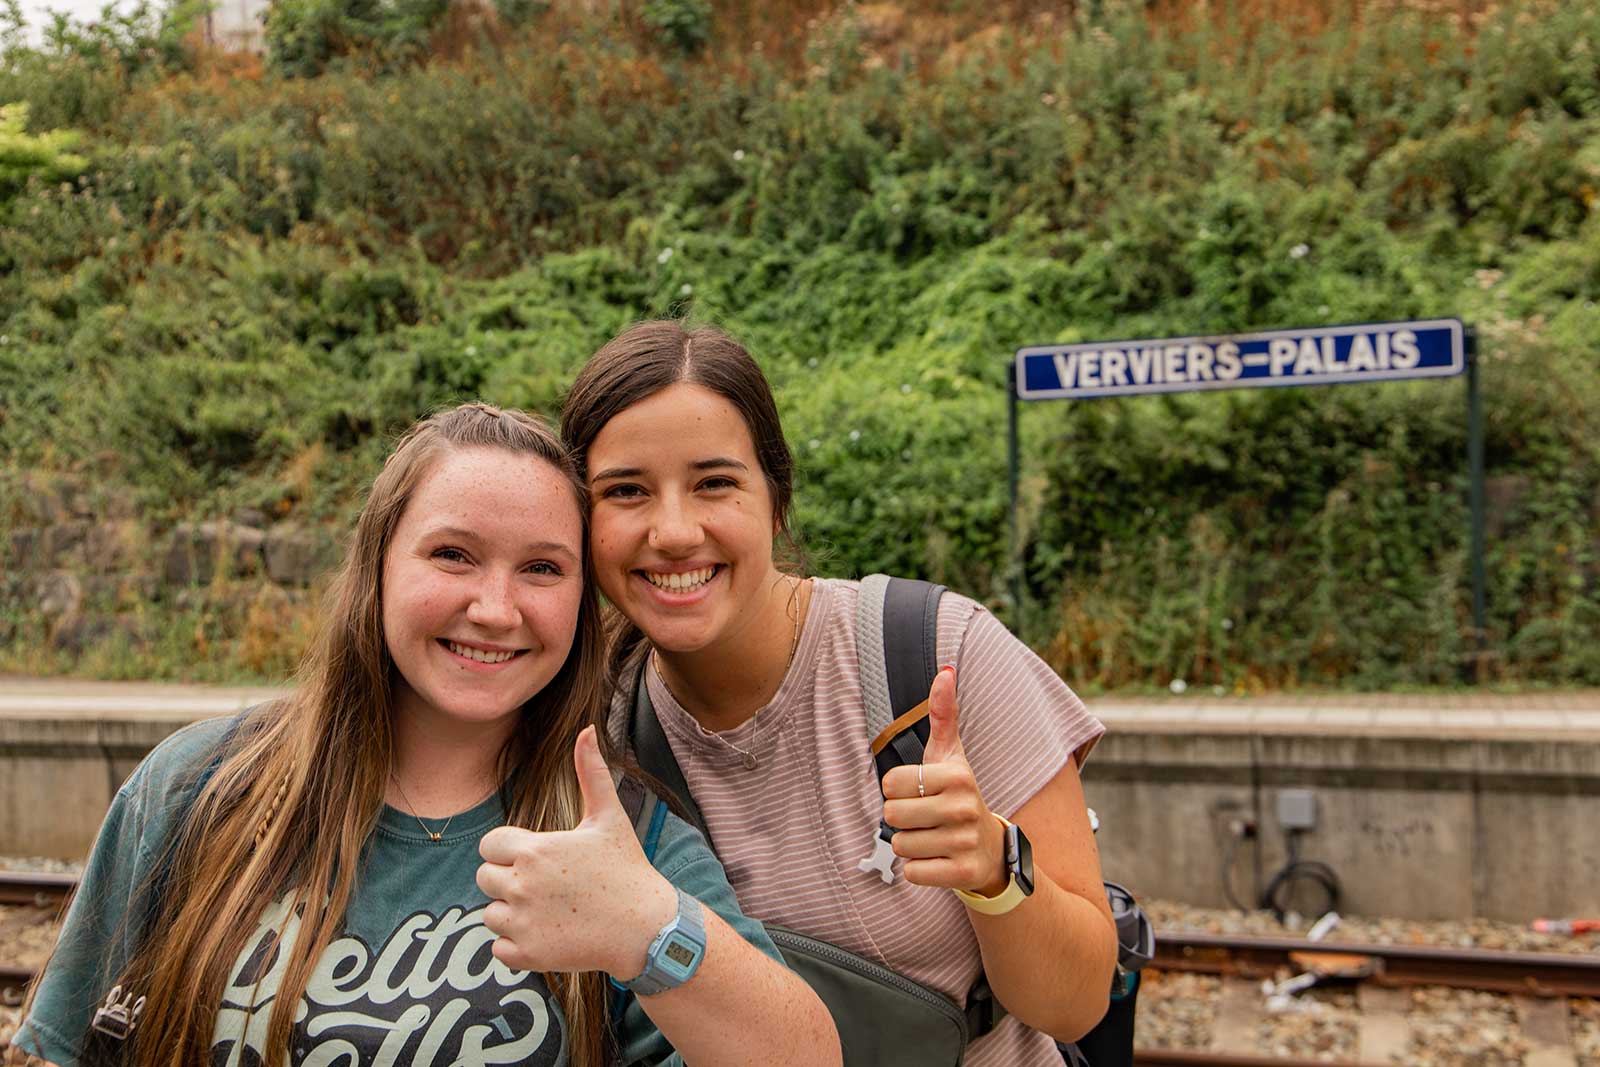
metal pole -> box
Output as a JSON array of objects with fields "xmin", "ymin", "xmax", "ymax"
[
  {"xmin": 1466, "ymin": 328, "xmax": 1487, "ymax": 679},
  {"xmin": 1007, "ymin": 362, "xmax": 1022, "ymax": 624}
]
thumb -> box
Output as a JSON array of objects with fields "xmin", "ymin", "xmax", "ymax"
[
  {"xmin": 573, "ymin": 725, "xmax": 624, "ymax": 825},
  {"xmin": 922, "ymin": 666, "xmax": 964, "ymax": 764}
]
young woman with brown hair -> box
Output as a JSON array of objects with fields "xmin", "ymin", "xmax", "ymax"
[
  {"xmin": 11, "ymin": 403, "xmax": 838, "ymax": 1067},
  {"xmin": 560, "ymin": 323, "xmax": 1119, "ymax": 1066}
]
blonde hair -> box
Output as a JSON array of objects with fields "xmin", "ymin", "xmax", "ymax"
[{"xmin": 79, "ymin": 404, "xmax": 613, "ymax": 1067}]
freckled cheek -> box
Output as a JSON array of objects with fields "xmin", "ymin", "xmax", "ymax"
[{"xmin": 391, "ymin": 579, "xmax": 457, "ymax": 637}]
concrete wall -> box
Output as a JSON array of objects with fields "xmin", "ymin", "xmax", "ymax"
[
  {"xmin": 4, "ymin": 706, "xmax": 1598, "ymax": 922},
  {"xmin": 0, "ymin": 713, "xmax": 206, "ymax": 858},
  {"xmin": 1083, "ymin": 725, "xmax": 1600, "ymax": 922}
]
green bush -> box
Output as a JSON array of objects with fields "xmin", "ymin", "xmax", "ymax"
[
  {"xmin": 3, "ymin": 1, "xmax": 1599, "ymax": 685},
  {"xmin": 641, "ymin": 0, "xmax": 713, "ymax": 55}
]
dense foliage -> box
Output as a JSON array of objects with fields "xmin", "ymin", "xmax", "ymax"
[{"xmin": 1, "ymin": 0, "xmax": 1597, "ymax": 687}]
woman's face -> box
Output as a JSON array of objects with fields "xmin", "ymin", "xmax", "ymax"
[
  {"xmin": 587, "ymin": 382, "xmax": 781, "ymax": 656},
  {"xmin": 382, "ymin": 446, "xmax": 585, "ymax": 733}
]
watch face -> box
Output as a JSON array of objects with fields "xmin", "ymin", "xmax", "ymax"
[
  {"xmin": 660, "ymin": 932, "xmax": 702, "ymax": 978},
  {"xmin": 664, "ymin": 939, "xmax": 697, "ymax": 968},
  {"xmin": 1009, "ymin": 824, "xmax": 1035, "ymax": 896}
]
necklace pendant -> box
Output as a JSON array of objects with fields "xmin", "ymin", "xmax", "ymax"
[
  {"xmin": 740, "ymin": 753, "xmax": 758, "ymax": 770},
  {"xmin": 429, "ymin": 831, "xmax": 442, "ymax": 842}
]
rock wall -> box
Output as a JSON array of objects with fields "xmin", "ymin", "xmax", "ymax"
[{"xmin": 2, "ymin": 472, "xmax": 339, "ymax": 657}]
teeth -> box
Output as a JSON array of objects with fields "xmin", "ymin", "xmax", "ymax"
[
  {"xmin": 447, "ymin": 641, "xmax": 516, "ymax": 664},
  {"xmin": 645, "ymin": 567, "xmax": 716, "ymax": 593}
]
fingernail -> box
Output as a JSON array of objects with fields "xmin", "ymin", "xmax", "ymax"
[{"xmin": 940, "ymin": 665, "xmax": 956, "ymax": 678}]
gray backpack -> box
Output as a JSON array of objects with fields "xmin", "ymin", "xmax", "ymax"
[{"xmin": 614, "ymin": 575, "xmax": 1152, "ymax": 1066}]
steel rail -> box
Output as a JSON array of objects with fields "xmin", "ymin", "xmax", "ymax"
[
  {"xmin": 1134, "ymin": 1052, "xmax": 1385, "ymax": 1067},
  {"xmin": 1155, "ymin": 930, "xmax": 1600, "ymax": 997},
  {"xmin": 2, "ymin": 964, "xmax": 34, "ymax": 1007},
  {"xmin": 0, "ymin": 872, "xmax": 77, "ymax": 909}
]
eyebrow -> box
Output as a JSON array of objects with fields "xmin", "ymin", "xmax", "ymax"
[
  {"xmin": 589, "ymin": 457, "xmax": 750, "ymax": 482},
  {"xmin": 426, "ymin": 525, "xmax": 579, "ymax": 559}
]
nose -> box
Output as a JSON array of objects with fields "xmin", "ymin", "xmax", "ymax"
[
  {"xmin": 466, "ymin": 571, "xmax": 521, "ymax": 630},
  {"xmin": 647, "ymin": 492, "xmax": 705, "ymax": 554}
]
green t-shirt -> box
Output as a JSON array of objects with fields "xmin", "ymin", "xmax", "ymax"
[{"xmin": 16, "ymin": 716, "xmax": 782, "ymax": 1067}]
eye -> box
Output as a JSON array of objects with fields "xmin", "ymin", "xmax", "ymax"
[
  {"xmin": 698, "ymin": 476, "xmax": 739, "ymax": 491},
  {"xmin": 525, "ymin": 560, "xmax": 564, "ymax": 577},
  {"xmin": 431, "ymin": 546, "xmax": 470, "ymax": 564},
  {"xmin": 600, "ymin": 483, "xmax": 646, "ymax": 500}
]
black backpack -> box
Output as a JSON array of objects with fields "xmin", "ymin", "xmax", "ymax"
[{"xmin": 615, "ymin": 575, "xmax": 1153, "ymax": 1066}]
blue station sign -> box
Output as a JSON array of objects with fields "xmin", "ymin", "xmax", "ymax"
[{"xmin": 1015, "ymin": 318, "xmax": 1466, "ymax": 401}]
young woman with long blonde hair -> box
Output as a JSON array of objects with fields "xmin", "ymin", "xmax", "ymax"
[{"xmin": 11, "ymin": 403, "xmax": 838, "ymax": 1067}]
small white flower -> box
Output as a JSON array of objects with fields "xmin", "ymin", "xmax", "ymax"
[
  {"xmin": 1101, "ymin": 240, "xmax": 1114, "ymax": 252},
  {"xmin": 464, "ymin": 345, "xmax": 478, "ymax": 357},
  {"xmin": 849, "ymin": 430, "xmax": 861, "ymax": 441},
  {"xmin": 657, "ymin": 248, "xmax": 674, "ymax": 264},
  {"xmin": 808, "ymin": 438, "xmax": 822, "ymax": 449},
  {"xmin": 733, "ymin": 149, "xmax": 745, "ymax": 161},
  {"xmin": 900, "ymin": 383, "xmax": 913, "ymax": 394},
  {"xmin": 1169, "ymin": 678, "xmax": 1188, "ymax": 695},
  {"xmin": 1317, "ymin": 305, "xmax": 1330, "ymax": 315},
  {"xmin": 808, "ymin": 357, "xmax": 820, "ymax": 368},
  {"xmin": 679, "ymin": 283, "xmax": 693, "ymax": 296},
  {"xmin": 1290, "ymin": 243, "xmax": 1310, "ymax": 259},
  {"xmin": 1221, "ymin": 618, "xmax": 1234, "ymax": 631},
  {"xmin": 0, "ymin": 335, "xmax": 7, "ymax": 345},
  {"xmin": 891, "ymin": 203, "xmax": 904, "ymax": 214}
]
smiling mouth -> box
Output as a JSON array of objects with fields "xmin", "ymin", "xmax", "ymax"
[
  {"xmin": 642, "ymin": 566, "xmax": 720, "ymax": 593},
  {"xmin": 439, "ymin": 640, "xmax": 525, "ymax": 664}
]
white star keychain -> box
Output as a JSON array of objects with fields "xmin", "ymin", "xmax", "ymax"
[{"xmin": 857, "ymin": 825, "xmax": 897, "ymax": 884}]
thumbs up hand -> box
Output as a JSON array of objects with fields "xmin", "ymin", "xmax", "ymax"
[
  {"xmin": 477, "ymin": 725, "xmax": 676, "ymax": 977},
  {"xmin": 880, "ymin": 667, "xmax": 1009, "ymax": 897}
]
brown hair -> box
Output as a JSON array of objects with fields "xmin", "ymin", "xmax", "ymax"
[
  {"xmin": 560, "ymin": 320, "xmax": 797, "ymax": 546},
  {"xmin": 70, "ymin": 403, "xmax": 613, "ymax": 1067},
  {"xmin": 560, "ymin": 320, "xmax": 805, "ymax": 676}
]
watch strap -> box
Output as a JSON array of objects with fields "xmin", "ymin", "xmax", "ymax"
[{"xmin": 953, "ymin": 814, "xmax": 1031, "ymax": 916}]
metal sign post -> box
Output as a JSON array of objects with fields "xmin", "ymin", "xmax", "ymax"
[{"xmin": 1006, "ymin": 319, "xmax": 1484, "ymax": 669}]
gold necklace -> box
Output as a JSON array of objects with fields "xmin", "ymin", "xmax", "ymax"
[
  {"xmin": 388, "ymin": 772, "xmax": 457, "ymax": 843},
  {"xmin": 655, "ymin": 576, "xmax": 806, "ymax": 770}
]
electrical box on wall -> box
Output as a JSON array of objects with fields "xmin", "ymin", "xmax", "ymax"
[{"xmin": 1276, "ymin": 788, "xmax": 1318, "ymax": 831}]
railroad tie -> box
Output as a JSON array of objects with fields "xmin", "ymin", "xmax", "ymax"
[
  {"xmin": 1355, "ymin": 985, "xmax": 1411, "ymax": 1062},
  {"xmin": 1514, "ymin": 995, "xmax": 1577, "ymax": 1067},
  {"xmin": 1209, "ymin": 977, "xmax": 1260, "ymax": 1055}
]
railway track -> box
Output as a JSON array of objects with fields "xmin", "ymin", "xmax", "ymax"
[
  {"xmin": 3, "ymin": 873, "xmax": 1598, "ymax": 1063},
  {"xmin": 0, "ymin": 873, "xmax": 74, "ymax": 1008},
  {"xmin": 0, "ymin": 873, "xmax": 75, "ymax": 910},
  {"xmin": 1133, "ymin": 1054, "xmax": 1384, "ymax": 1067},
  {"xmin": 1154, "ymin": 929, "xmax": 1600, "ymax": 997}
]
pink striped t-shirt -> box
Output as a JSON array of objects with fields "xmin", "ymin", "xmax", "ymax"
[{"xmin": 609, "ymin": 577, "xmax": 1105, "ymax": 1067}]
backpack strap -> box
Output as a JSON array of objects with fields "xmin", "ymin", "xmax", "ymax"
[
  {"xmin": 623, "ymin": 655, "xmax": 707, "ymax": 838},
  {"xmin": 855, "ymin": 577, "xmax": 1009, "ymax": 1040},
  {"xmin": 859, "ymin": 575, "xmax": 946, "ymax": 779}
]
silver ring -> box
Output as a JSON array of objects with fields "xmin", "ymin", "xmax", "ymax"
[{"xmin": 917, "ymin": 764, "xmax": 926, "ymax": 798}]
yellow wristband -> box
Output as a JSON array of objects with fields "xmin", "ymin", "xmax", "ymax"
[{"xmin": 952, "ymin": 814, "xmax": 1028, "ymax": 916}]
